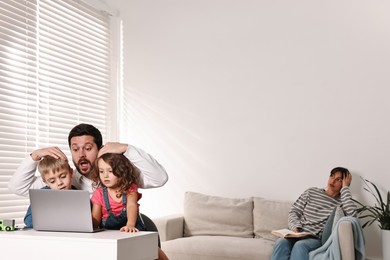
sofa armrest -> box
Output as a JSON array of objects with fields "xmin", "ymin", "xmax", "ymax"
[
  {"xmin": 338, "ymin": 220, "xmax": 355, "ymax": 260},
  {"xmin": 153, "ymin": 214, "xmax": 184, "ymax": 242}
]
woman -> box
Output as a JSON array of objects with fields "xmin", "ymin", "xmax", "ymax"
[{"xmin": 271, "ymin": 167, "xmax": 356, "ymax": 260}]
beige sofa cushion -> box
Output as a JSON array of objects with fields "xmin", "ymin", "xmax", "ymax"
[
  {"xmin": 183, "ymin": 191, "xmax": 254, "ymax": 238},
  {"xmin": 253, "ymin": 197, "xmax": 293, "ymax": 241},
  {"xmin": 162, "ymin": 235, "xmax": 276, "ymax": 260}
]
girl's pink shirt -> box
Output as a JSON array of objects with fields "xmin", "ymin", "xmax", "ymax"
[{"xmin": 91, "ymin": 183, "xmax": 141, "ymax": 220}]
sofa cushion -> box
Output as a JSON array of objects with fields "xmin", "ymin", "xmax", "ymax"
[
  {"xmin": 183, "ymin": 191, "xmax": 254, "ymax": 238},
  {"xmin": 332, "ymin": 205, "xmax": 345, "ymax": 229},
  {"xmin": 253, "ymin": 197, "xmax": 292, "ymax": 241},
  {"xmin": 162, "ymin": 235, "xmax": 275, "ymax": 260},
  {"xmin": 321, "ymin": 205, "xmax": 345, "ymax": 244},
  {"xmin": 321, "ymin": 206, "xmax": 337, "ymax": 244}
]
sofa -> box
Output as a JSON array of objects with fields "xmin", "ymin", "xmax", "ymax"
[{"xmin": 154, "ymin": 191, "xmax": 357, "ymax": 260}]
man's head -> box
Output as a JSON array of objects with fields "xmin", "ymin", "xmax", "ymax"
[
  {"xmin": 38, "ymin": 156, "xmax": 73, "ymax": 190},
  {"xmin": 327, "ymin": 167, "xmax": 349, "ymax": 194},
  {"xmin": 68, "ymin": 124, "xmax": 102, "ymax": 177},
  {"xmin": 68, "ymin": 123, "xmax": 103, "ymax": 149}
]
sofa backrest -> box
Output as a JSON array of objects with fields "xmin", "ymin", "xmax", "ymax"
[
  {"xmin": 253, "ymin": 197, "xmax": 293, "ymax": 241},
  {"xmin": 183, "ymin": 191, "xmax": 254, "ymax": 238},
  {"xmin": 183, "ymin": 191, "xmax": 293, "ymax": 240}
]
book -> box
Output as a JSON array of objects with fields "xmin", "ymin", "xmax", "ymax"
[{"xmin": 271, "ymin": 228, "xmax": 313, "ymax": 238}]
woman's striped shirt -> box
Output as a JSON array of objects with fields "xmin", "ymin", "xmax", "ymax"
[{"xmin": 288, "ymin": 186, "xmax": 356, "ymax": 237}]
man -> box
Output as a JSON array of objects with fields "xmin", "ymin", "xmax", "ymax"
[
  {"xmin": 9, "ymin": 123, "xmax": 168, "ymax": 195},
  {"xmin": 9, "ymin": 123, "xmax": 168, "ymax": 237}
]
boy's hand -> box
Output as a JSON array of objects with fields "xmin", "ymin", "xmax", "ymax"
[
  {"xmin": 30, "ymin": 147, "xmax": 67, "ymax": 161},
  {"xmin": 120, "ymin": 225, "xmax": 139, "ymax": 233}
]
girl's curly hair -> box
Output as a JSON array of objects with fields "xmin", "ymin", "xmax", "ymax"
[{"xmin": 91, "ymin": 153, "xmax": 140, "ymax": 196}]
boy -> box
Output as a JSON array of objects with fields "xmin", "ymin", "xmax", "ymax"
[{"xmin": 24, "ymin": 156, "xmax": 76, "ymax": 227}]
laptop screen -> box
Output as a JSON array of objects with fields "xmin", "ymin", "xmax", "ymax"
[{"xmin": 29, "ymin": 189, "xmax": 102, "ymax": 233}]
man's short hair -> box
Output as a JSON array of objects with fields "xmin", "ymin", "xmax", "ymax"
[{"xmin": 68, "ymin": 123, "xmax": 103, "ymax": 149}]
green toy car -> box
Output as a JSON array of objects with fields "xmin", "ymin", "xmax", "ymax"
[{"xmin": 0, "ymin": 219, "xmax": 15, "ymax": 231}]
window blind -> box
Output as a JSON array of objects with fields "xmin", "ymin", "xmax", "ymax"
[{"xmin": 0, "ymin": 0, "xmax": 111, "ymax": 225}]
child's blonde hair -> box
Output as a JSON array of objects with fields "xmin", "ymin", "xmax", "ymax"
[{"xmin": 38, "ymin": 156, "xmax": 71, "ymax": 180}]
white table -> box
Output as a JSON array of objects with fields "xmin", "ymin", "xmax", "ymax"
[{"xmin": 0, "ymin": 229, "xmax": 158, "ymax": 260}]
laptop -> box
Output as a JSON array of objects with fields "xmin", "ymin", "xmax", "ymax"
[{"xmin": 29, "ymin": 189, "xmax": 104, "ymax": 233}]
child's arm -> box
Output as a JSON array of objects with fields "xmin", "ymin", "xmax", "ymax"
[
  {"xmin": 120, "ymin": 191, "xmax": 139, "ymax": 232},
  {"xmin": 91, "ymin": 203, "xmax": 103, "ymax": 228},
  {"xmin": 24, "ymin": 206, "xmax": 33, "ymax": 228}
]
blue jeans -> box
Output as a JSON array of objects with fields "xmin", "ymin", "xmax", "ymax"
[{"xmin": 271, "ymin": 237, "xmax": 322, "ymax": 260}]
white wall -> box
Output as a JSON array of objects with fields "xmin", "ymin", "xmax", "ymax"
[{"xmin": 112, "ymin": 0, "xmax": 390, "ymax": 258}]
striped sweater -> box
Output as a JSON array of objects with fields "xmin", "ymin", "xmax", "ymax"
[{"xmin": 288, "ymin": 186, "xmax": 356, "ymax": 237}]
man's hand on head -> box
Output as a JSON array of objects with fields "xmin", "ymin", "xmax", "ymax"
[
  {"xmin": 97, "ymin": 142, "xmax": 128, "ymax": 158},
  {"xmin": 30, "ymin": 147, "xmax": 67, "ymax": 161}
]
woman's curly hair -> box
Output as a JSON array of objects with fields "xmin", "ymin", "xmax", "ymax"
[{"xmin": 91, "ymin": 153, "xmax": 140, "ymax": 197}]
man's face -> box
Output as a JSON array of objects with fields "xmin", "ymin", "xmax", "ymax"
[
  {"xmin": 70, "ymin": 135, "xmax": 99, "ymax": 177},
  {"xmin": 43, "ymin": 168, "xmax": 73, "ymax": 190}
]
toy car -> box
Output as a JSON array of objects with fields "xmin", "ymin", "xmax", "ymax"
[{"xmin": 0, "ymin": 219, "xmax": 15, "ymax": 231}]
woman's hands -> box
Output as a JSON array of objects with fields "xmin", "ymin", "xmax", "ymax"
[{"xmin": 342, "ymin": 171, "xmax": 352, "ymax": 187}]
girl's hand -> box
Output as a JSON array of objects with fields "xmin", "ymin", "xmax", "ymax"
[{"xmin": 120, "ymin": 225, "xmax": 139, "ymax": 233}]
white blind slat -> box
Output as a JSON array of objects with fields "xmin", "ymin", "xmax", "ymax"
[{"xmin": 0, "ymin": 0, "xmax": 111, "ymax": 225}]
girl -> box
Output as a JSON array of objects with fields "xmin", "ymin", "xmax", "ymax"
[{"xmin": 91, "ymin": 153, "xmax": 169, "ymax": 259}]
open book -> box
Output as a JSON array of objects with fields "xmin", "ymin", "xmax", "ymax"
[{"xmin": 271, "ymin": 228, "xmax": 313, "ymax": 238}]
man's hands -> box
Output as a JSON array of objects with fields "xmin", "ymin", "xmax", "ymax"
[
  {"xmin": 97, "ymin": 142, "xmax": 128, "ymax": 158},
  {"xmin": 30, "ymin": 142, "xmax": 129, "ymax": 161},
  {"xmin": 30, "ymin": 147, "xmax": 67, "ymax": 161}
]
